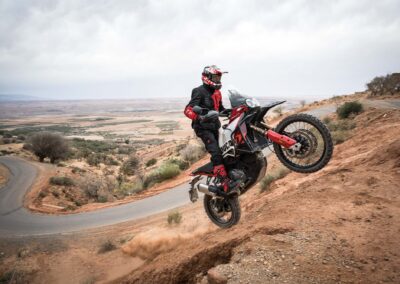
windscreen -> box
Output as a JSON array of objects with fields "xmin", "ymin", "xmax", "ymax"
[{"xmin": 228, "ymin": 89, "xmax": 250, "ymax": 108}]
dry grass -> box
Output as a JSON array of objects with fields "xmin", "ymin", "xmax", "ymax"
[{"xmin": 260, "ymin": 166, "xmax": 291, "ymax": 192}]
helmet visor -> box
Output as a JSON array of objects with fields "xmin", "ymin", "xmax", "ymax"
[{"xmin": 210, "ymin": 74, "xmax": 222, "ymax": 84}]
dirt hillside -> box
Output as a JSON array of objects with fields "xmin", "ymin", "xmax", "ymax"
[{"xmin": 118, "ymin": 108, "xmax": 400, "ymax": 284}]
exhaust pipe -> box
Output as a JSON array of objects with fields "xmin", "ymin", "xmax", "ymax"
[{"xmin": 196, "ymin": 183, "xmax": 216, "ymax": 197}]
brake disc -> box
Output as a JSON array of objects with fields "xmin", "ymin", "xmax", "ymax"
[{"xmin": 285, "ymin": 129, "xmax": 317, "ymax": 158}]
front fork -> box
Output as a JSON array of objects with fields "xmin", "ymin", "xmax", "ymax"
[{"xmin": 250, "ymin": 124, "xmax": 297, "ymax": 148}]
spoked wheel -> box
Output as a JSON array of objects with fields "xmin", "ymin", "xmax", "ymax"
[
  {"xmin": 273, "ymin": 113, "xmax": 333, "ymax": 173},
  {"xmin": 203, "ymin": 195, "xmax": 241, "ymax": 228}
]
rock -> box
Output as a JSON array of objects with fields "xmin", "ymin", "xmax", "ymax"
[{"xmin": 207, "ymin": 268, "xmax": 228, "ymax": 284}]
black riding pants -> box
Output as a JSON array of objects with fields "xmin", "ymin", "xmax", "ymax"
[{"xmin": 195, "ymin": 128, "xmax": 223, "ymax": 166}]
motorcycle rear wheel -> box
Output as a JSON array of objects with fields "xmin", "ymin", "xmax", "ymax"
[
  {"xmin": 203, "ymin": 195, "xmax": 241, "ymax": 228},
  {"xmin": 273, "ymin": 113, "xmax": 333, "ymax": 173}
]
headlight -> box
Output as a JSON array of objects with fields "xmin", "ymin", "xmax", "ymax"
[{"xmin": 245, "ymin": 98, "xmax": 260, "ymax": 108}]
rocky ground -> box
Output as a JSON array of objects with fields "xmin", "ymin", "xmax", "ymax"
[{"xmin": 119, "ymin": 108, "xmax": 400, "ymax": 284}]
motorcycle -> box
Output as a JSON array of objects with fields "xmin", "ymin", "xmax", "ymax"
[{"xmin": 188, "ymin": 89, "xmax": 333, "ymax": 228}]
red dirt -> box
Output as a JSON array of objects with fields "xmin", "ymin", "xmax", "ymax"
[{"xmin": 117, "ymin": 108, "xmax": 400, "ymax": 283}]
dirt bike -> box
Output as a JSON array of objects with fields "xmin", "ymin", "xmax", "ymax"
[{"xmin": 188, "ymin": 89, "xmax": 333, "ymax": 228}]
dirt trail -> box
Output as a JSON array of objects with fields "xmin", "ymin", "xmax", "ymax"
[{"xmin": 119, "ymin": 108, "xmax": 400, "ymax": 283}]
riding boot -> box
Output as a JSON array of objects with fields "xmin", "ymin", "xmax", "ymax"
[{"xmin": 213, "ymin": 164, "xmax": 230, "ymax": 192}]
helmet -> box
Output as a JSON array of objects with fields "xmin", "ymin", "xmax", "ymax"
[{"xmin": 202, "ymin": 65, "xmax": 228, "ymax": 90}]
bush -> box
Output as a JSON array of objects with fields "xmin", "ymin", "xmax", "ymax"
[
  {"xmin": 104, "ymin": 155, "xmax": 119, "ymax": 166},
  {"xmin": 331, "ymin": 130, "xmax": 350, "ymax": 145},
  {"xmin": 98, "ymin": 240, "xmax": 116, "ymax": 253},
  {"xmin": 16, "ymin": 135, "xmax": 26, "ymax": 141},
  {"xmin": 79, "ymin": 175, "xmax": 116, "ymax": 199},
  {"xmin": 168, "ymin": 158, "xmax": 189, "ymax": 170},
  {"xmin": 121, "ymin": 155, "xmax": 140, "ymax": 176},
  {"xmin": 71, "ymin": 138, "xmax": 116, "ymax": 154},
  {"xmin": 158, "ymin": 162, "xmax": 181, "ymax": 180},
  {"xmin": 97, "ymin": 195, "xmax": 108, "ymax": 203},
  {"xmin": 322, "ymin": 116, "xmax": 331, "ymax": 124},
  {"xmin": 28, "ymin": 132, "xmax": 70, "ymax": 163},
  {"xmin": 50, "ymin": 176, "xmax": 75, "ymax": 186},
  {"xmin": 143, "ymin": 161, "xmax": 181, "ymax": 188},
  {"xmin": 179, "ymin": 144, "xmax": 206, "ymax": 164},
  {"xmin": 115, "ymin": 180, "xmax": 144, "ymax": 197},
  {"xmin": 146, "ymin": 158, "xmax": 157, "ymax": 167},
  {"xmin": 260, "ymin": 167, "xmax": 290, "ymax": 192},
  {"xmin": 71, "ymin": 166, "xmax": 86, "ymax": 174},
  {"xmin": 86, "ymin": 153, "xmax": 102, "ymax": 166},
  {"xmin": 167, "ymin": 210, "xmax": 182, "ymax": 224},
  {"xmin": 337, "ymin": 101, "xmax": 363, "ymax": 119},
  {"xmin": 1, "ymin": 138, "xmax": 11, "ymax": 144},
  {"xmin": 117, "ymin": 146, "xmax": 134, "ymax": 155}
]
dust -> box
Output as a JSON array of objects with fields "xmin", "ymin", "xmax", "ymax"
[{"xmin": 122, "ymin": 218, "xmax": 213, "ymax": 260}]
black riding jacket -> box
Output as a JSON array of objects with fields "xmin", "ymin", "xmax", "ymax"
[{"xmin": 185, "ymin": 84, "xmax": 225, "ymax": 131}]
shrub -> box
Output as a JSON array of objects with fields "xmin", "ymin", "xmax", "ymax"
[
  {"xmin": 98, "ymin": 240, "xmax": 116, "ymax": 253},
  {"xmin": 116, "ymin": 180, "xmax": 144, "ymax": 197},
  {"xmin": 104, "ymin": 155, "xmax": 119, "ymax": 166},
  {"xmin": 158, "ymin": 162, "xmax": 181, "ymax": 180},
  {"xmin": 17, "ymin": 135, "xmax": 26, "ymax": 141},
  {"xmin": 79, "ymin": 175, "xmax": 116, "ymax": 199},
  {"xmin": 146, "ymin": 158, "xmax": 157, "ymax": 167},
  {"xmin": 22, "ymin": 143, "xmax": 32, "ymax": 151},
  {"xmin": 143, "ymin": 161, "xmax": 181, "ymax": 188},
  {"xmin": 86, "ymin": 153, "xmax": 102, "ymax": 166},
  {"xmin": 71, "ymin": 166, "xmax": 86, "ymax": 174},
  {"xmin": 337, "ymin": 101, "xmax": 363, "ymax": 119},
  {"xmin": 121, "ymin": 155, "xmax": 140, "ymax": 176},
  {"xmin": 3, "ymin": 133, "xmax": 12, "ymax": 138},
  {"xmin": 28, "ymin": 132, "xmax": 70, "ymax": 163},
  {"xmin": 50, "ymin": 176, "xmax": 75, "ymax": 186},
  {"xmin": 167, "ymin": 211, "xmax": 182, "ymax": 224},
  {"xmin": 260, "ymin": 167, "xmax": 290, "ymax": 192},
  {"xmin": 331, "ymin": 130, "xmax": 350, "ymax": 145},
  {"xmin": 179, "ymin": 144, "xmax": 206, "ymax": 164},
  {"xmin": 97, "ymin": 195, "xmax": 108, "ymax": 203},
  {"xmin": 71, "ymin": 138, "xmax": 116, "ymax": 154},
  {"xmin": 117, "ymin": 146, "xmax": 134, "ymax": 155},
  {"xmin": 300, "ymin": 100, "xmax": 306, "ymax": 107},
  {"xmin": 168, "ymin": 158, "xmax": 189, "ymax": 170},
  {"xmin": 2, "ymin": 138, "xmax": 11, "ymax": 144},
  {"xmin": 322, "ymin": 116, "xmax": 331, "ymax": 124}
]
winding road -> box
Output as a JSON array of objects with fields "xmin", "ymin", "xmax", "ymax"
[{"xmin": 0, "ymin": 100, "xmax": 397, "ymax": 236}]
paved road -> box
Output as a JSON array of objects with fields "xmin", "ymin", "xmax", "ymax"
[
  {"xmin": 0, "ymin": 156, "xmax": 191, "ymax": 236},
  {"xmin": 1, "ymin": 99, "xmax": 398, "ymax": 236}
]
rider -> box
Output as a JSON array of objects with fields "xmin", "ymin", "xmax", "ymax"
[{"xmin": 184, "ymin": 65, "xmax": 230, "ymax": 192}]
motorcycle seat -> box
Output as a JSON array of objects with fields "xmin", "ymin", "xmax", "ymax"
[{"xmin": 192, "ymin": 162, "xmax": 214, "ymax": 175}]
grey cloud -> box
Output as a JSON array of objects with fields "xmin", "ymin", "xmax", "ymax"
[{"xmin": 0, "ymin": 0, "xmax": 399, "ymax": 99}]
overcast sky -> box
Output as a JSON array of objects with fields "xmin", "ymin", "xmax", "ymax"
[{"xmin": 0, "ymin": 0, "xmax": 399, "ymax": 100}]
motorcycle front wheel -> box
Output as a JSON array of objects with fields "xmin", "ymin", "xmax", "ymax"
[
  {"xmin": 273, "ymin": 113, "xmax": 333, "ymax": 173},
  {"xmin": 203, "ymin": 195, "xmax": 241, "ymax": 228}
]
